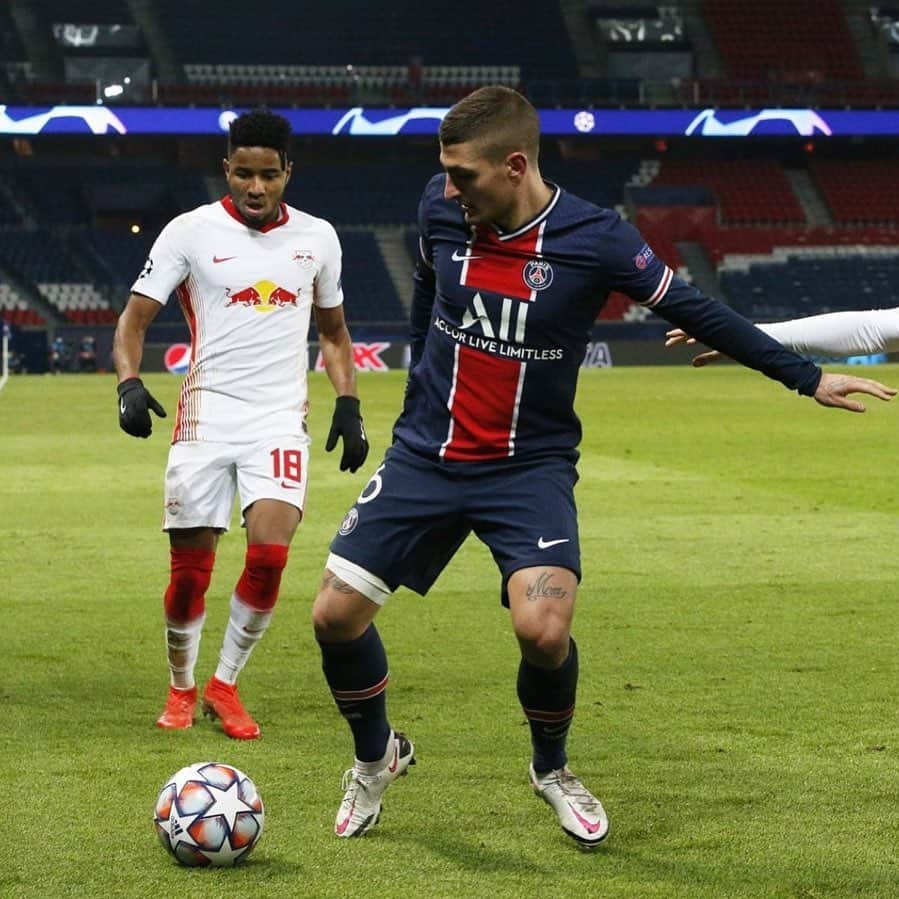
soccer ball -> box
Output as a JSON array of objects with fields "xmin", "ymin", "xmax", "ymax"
[{"xmin": 153, "ymin": 762, "xmax": 264, "ymax": 866}]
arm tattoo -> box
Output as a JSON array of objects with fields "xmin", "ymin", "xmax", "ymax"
[
  {"xmin": 525, "ymin": 572, "xmax": 568, "ymax": 601},
  {"xmin": 321, "ymin": 572, "xmax": 357, "ymax": 594}
]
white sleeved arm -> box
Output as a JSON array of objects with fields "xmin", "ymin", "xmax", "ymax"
[
  {"xmin": 129, "ymin": 213, "xmax": 191, "ymax": 305},
  {"xmin": 756, "ymin": 308, "xmax": 899, "ymax": 356},
  {"xmin": 313, "ymin": 220, "xmax": 344, "ymax": 309}
]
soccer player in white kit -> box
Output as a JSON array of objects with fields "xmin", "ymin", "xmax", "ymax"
[{"xmin": 112, "ymin": 110, "xmax": 369, "ymax": 739}]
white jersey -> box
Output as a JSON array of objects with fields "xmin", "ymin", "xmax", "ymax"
[{"xmin": 132, "ymin": 197, "xmax": 343, "ymax": 444}]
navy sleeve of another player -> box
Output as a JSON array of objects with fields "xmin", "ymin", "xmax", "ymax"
[
  {"xmin": 604, "ymin": 217, "xmax": 822, "ymax": 396},
  {"xmin": 409, "ymin": 180, "xmax": 439, "ymax": 369}
]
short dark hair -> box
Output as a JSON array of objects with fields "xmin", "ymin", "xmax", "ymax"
[
  {"xmin": 439, "ymin": 86, "xmax": 540, "ymax": 162},
  {"xmin": 228, "ymin": 109, "xmax": 292, "ymax": 169}
]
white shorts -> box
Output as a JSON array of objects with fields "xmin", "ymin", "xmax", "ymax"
[{"xmin": 163, "ymin": 437, "xmax": 310, "ymax": 531}]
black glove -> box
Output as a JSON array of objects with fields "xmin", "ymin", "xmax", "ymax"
[
  {"xmin": 117, "ymin": 377, "xmax": 167, "ymax": 438},
  {"xmin": 325, "ymin": 395, "xmax": 369, "ymax": 473}
]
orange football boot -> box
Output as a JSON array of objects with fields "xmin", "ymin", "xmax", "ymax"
[
  {"xmin": 201, "ymin": 677, "xmax": 261, "ymax": 740},
  {"xmin": 156, "ymin": 685, "xmax": 197, "ymax": 730}
]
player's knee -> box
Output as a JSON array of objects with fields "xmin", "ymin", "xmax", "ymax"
[
  {"xmin": 165, "ymin": 548, "xmax": 215, "ymax": 621},
  {"xmin": 312, "ymin": 576, "xmax": 376, "ymax": 643},
  {"xmin": 312, "ymin": 604, "xmax": 348, "ymax": 644},
  {"xmin": 312, "ymin": 593, "xmax": 352, "ymax": 641},
  {"xmin": 235, "ymin": 543, "xmax": 289, "ymax": 611},
  {"xmin": 311, "ymin": 595, "xmax": 336, "ymax": 640},
  {"xmin": 515, "ymin": 621, "xmax": 571, "ymax": 668}
]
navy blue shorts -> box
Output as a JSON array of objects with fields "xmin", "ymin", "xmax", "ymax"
[{"xmin": 330, "ymin": 442, "xmax": 581, "ymax": 606}]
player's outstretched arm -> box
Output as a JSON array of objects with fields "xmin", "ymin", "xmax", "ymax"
[
  {"xmin": 667, "ymin": 308, "xmax": 899, "ymax": 368},
  {"xmin": 665, "ymin": 328, "xmax": 896, "ymax": 411},
  {"xmin": 112, "ymin": 293, "xmax": 167, "ymax": 438},
  {"xmin": 812, "ymin": 372, "xmax": 896, "ymax": 413}
]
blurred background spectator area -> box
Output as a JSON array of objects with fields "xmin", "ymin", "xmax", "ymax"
[{"xmin": 0, "ymin": 0, "xmax": 897, "ymax": 370}]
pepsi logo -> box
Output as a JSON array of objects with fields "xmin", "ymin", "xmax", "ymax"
[{"xmin": 164, "ymin": 343, "xmax": 191, "ymax": 375}]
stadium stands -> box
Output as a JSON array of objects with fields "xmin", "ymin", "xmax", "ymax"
[
  {"xmin": 1, "ymin": 162, "xmax": 208, "ymax": 228},
  {"xmin": 337, "ymin": 231, "xmax": 407, "ymax": 323},
  {"xmin": 0, "ymin": 229, "xmax": 119, "ymax": 323},
  {"xmin": 809, "ymin": 160, "xmax": 899, "ymax": 225},
  {"xmin": 721, "ymin": 250, "xmax": 899, "ymax": 321},
  {"xmin": 38, "ymin": 282, "xmax": 118, "ymax": 324},
  {"xmin": 700, "ymin": 225, "xmax": 899, "ymax": 266},
  {"xmin": 41, "ymin": 0, "xmax": 133, "ymax": 23},
  {"xmin": 0, "ymin": 282, "xmax": 45, "ymax": 326},
  {"xmin": 703, "ymin": 0, "xmax": 863, "ymax": 83},
  {"xmin": 626, "ymin": 152, "xmax": 899, "ymax": 321},
  {"xmin": 156, "ymin": 0, "xmax": 577, "ymax": 80},
  {"xmin": 284, "ymin": 163, "xmax": 439, "ymax": 227},
  {"xmin": 175, "ymin": 63, "xmax": 523, "ymax": 108},
  {"xmin": 2, "ymin": 0, "xmax": 899, "ymax": 362},
  {"xmin": 649, "ymin": 159, "xmax": 806, "ymax": 226}
]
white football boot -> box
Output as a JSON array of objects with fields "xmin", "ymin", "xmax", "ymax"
[
  {"xmin": 529, "ymin": 763, "xmax": 609, "ymax": 848},
  {"xmin": 335, "ymin": 731, "xmax": 415, "ymax": 837}
]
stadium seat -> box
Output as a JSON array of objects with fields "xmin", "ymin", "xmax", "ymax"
[{"xmin": 703, "ymin": 0, "xmax": 864, "ymax": 83}]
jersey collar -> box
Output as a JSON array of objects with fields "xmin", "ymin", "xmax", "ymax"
[
  {"xmin": 491, "ymin": 182, "xmax": 560, "ymax": 241},
  {"xmin": 220, "ymin": 195, "xmax": 290, "ymax": 232}
]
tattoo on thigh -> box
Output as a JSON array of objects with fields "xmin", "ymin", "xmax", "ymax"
[
  {"xmin": 526, "ymin": 572, "xmax": 568, "ymax": 601},
  {"xmin": 321, "ymin": 573, "xmax": 357, "ymax": 594}
]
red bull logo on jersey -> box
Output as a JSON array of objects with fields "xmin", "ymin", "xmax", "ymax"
[
  {"xmin": 225, "ymin": 279, "xmax": 298, "ymax": 313},
  {"xmin": 523, "ymin": 259, "xmax": 553, "ymax": 291}
]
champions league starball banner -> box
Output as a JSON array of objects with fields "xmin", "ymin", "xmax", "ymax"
[{"xmin": 2, "ymin": 105, "xmax": 899, "ymax": 137}]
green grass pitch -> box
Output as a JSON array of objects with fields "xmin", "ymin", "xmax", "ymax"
[{"xmin": 2, "ymin": 365, "xmax": 898, "ymax": 898}]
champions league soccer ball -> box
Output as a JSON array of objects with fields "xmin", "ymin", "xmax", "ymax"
[{"xmin": 154, "ymin": 762, "xmax": 264, "ymax": 866}]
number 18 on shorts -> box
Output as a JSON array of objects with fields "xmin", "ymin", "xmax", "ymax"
[{"xmin": 163, "ymin": 438, "xmax": 310, "ymax": 530}]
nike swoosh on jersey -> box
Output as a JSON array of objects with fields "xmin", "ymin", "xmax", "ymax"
[
  {"xmin": 212, "ymin": 255, "xmax": 237, "ymax": 264},
  {"xmin": 451, "ymin": 250, "xmax": 482, "ymax": 262},
  {"xmin": 537, "ymin": 537, "xmax": 570, "ymax": 549},
  {"xmin": 280, "ymin": 481, "xmax": 302, "ymax": 490}
]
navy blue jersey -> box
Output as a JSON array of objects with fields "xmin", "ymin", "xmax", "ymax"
[{"xmin": 393, "ymin": 175, "xmax": 822, "ymax": 463}]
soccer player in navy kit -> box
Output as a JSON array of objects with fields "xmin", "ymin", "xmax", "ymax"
[{"xmin": 311, "ymin": 87, "xmax": 895, "ymax": 847}]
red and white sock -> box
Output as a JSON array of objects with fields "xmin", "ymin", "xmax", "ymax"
[
  {"xmin": 163, "ymin": 547, "xmax": 215, "ymax": 689},
  {"xmin": 215, "ymin": 544, "xmax": 288, "ymax": 685},
  {"xmin": 165, "ymin": 616, "xmax": 206, "ymax": 690}
]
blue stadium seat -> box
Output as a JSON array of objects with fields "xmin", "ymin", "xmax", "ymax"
[
  {"xmin": 337, "ymin": 231, "xmax": 406, "ymax": 323},
  {"xmin": 721, "ymin": 253, "xmax": 899, "ymax": 320},
  {"xmin": 156, "ymin": 0, "xmax": 577, "ymax": 79},
  {"xmin": 285, "ymin": 164, "xmax": 438, "ymax": 226}
]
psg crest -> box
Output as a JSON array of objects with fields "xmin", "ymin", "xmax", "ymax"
[
  {"xmin": 523, "ymin": 259, "xmax": 553, "ymax": 291},
  {"xmin": 338, "ymin": 507, "xmax": 359, "ymax": 536}
]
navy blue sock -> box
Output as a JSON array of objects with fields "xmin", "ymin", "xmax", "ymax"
[
  {"xmin": 318, "ymin": 625, "xmax": 391, "ymax": 762},
  {"xmin": 517, "ymin": 638, "xmax": 579, "ymax": 773}
]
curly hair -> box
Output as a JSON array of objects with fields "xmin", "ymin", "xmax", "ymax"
[{"xmin": 228, "ymin": 109, "xmax": 292, "ymax": 169}]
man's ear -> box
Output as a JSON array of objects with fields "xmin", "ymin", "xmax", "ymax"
[{"xmin": 506, "ymin": 151, "xmax": 528, "ymax": 182}]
